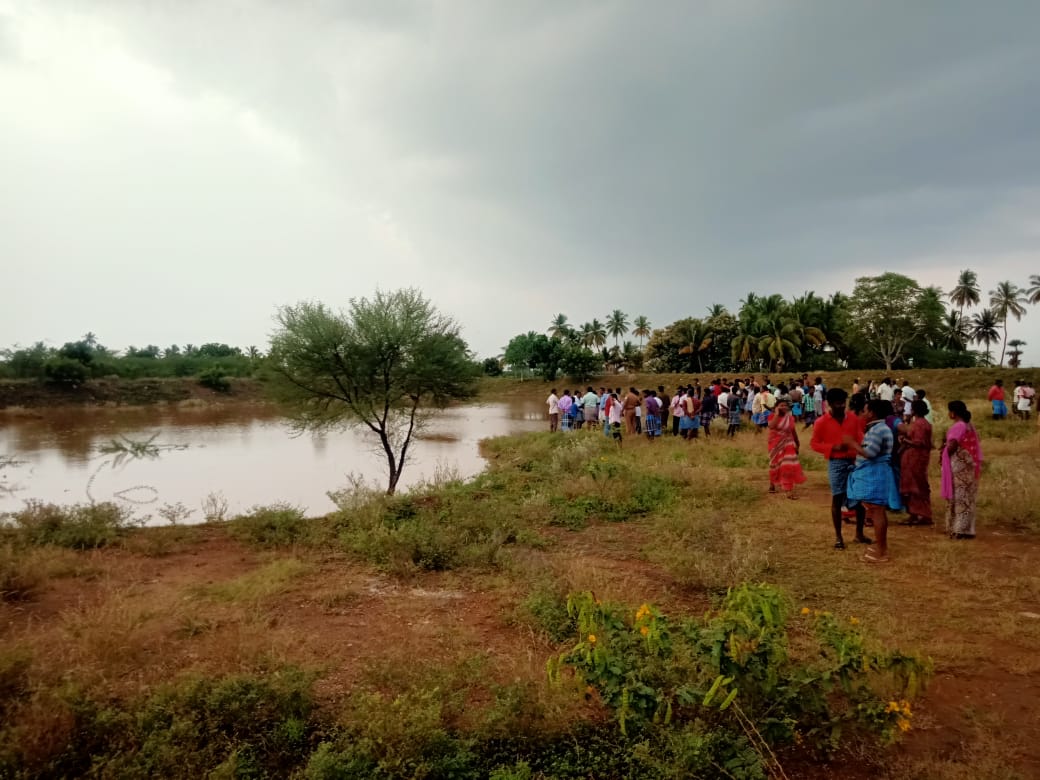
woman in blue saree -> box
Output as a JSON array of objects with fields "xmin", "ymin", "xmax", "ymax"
[{"xmin": 845, "ymin": 399, "xmax": 903, "ymax": 564}]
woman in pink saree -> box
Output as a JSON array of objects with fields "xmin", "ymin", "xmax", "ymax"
[{"xmin": 940, "ymin": 400, "xmax": 982, "ymax": 539}]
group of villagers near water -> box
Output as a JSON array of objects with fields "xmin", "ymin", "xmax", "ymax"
[{"xmin": 545, "ymin": 374, "xmax": 1007, "ymax": 565}]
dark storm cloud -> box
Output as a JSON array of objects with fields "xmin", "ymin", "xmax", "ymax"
[{"xmin": 5, "ymin": 1, "xmax": 1040, "ymax": 355}]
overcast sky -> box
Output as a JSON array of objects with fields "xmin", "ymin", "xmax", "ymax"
[{"xmin": 4, "ymin": 1, "xmax": 1040, "ymax": 361}]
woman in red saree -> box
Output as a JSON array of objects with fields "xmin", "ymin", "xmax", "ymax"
[
  {"xmin": 767, "ymin": 400, "xmax": 806, "ymax": 498},
  {"xmin": 899, "ymin": 399, "xmax": 934, "ymax": 525}
]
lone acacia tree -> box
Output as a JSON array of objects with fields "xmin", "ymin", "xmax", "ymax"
[{"xmin": 267, "ymin": 289, "xmax": 479, "ymax": 495}]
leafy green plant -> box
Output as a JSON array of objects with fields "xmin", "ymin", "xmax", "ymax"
[
  {"xmin": 519, "ymin": 582, "xmax": 576, "ymax": 642},
  {"xmin": 42, "ymin": 356, "xmax": 88, "ymax": 386},
  {"xmin": 198, "ymin": 368, "xmax": 231, "ymax": 393},
  {"xmin": 6, "ymin": 501, "xmax": 137, "ymax": 549},
  {"xmin": 15, "ymin": 668, "xmax": 319, "ymax": 778},
  {"xmin": 550, "ymin": 584, "xmax": 931, "ymax": 775},
  {"xmin": 229, "ymin": 503, "xmax": 313, "ymax": 547}
]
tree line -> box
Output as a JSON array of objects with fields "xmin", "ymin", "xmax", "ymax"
[
  {"xmin": 499, "ymin": 271, "xmax": 1040, "ymax": 379},
  {"xmin": 0, "ymin": 334, "xmax": 261, "ymax": 386}
]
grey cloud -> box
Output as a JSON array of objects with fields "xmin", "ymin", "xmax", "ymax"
[{"xmin": 4, "ymin": 1, "xmax": 1040, "ymax": 357}]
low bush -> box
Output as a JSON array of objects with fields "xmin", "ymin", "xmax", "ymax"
[
  {"xmin": 229, "ymin": 503, "xmax": 313, "ymax": 547},
  {"xmin": 0, "ymin": 668, "xmax": 316, "ymax": 778},
  {"xmin": 4, "ymin": 501, "xmax": 137, "ymax": 549},
  {"xmin": 197, "ymin": 368, "xmax": 231, "ymax": 393},
  {"xmin": 551, "ymin": 583, "xmax": 931, "ymax": 776},
  {"xmin": 519, "ymin": 581, "xmax": 575, "ymax": 642},
  {"xmin": 41, "ymin": 357, "xmax": 88, "ymax": 386},
  {"xmin": 332, "ymin": 483, "xmax": 521, "ymax": 573}
]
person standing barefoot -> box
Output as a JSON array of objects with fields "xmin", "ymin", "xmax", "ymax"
[
  {"xmin": 546, "ymin": 388, "xmax": 559, "ymax": 432},
  {"xmin": 845, "ymin": 400, "xmax": 903, "ymax": 563},
  {"xmin": 810, "ymin": 388, "xmax": 870, "ymax": 549},
  {"xmin": 767, "ymin": 400, "xmax": 806, "ymax": 498}
]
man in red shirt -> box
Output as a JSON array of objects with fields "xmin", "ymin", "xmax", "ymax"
[
  {"xmin": 987, "ymin": 379, "xmax": 1007, "ymax": 420},
  {"xmin": 811, "ymin": 388, "xmax": 870, "ymax": 549}
]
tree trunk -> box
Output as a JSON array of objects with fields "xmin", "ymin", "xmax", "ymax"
[{"xmin": 999, "ymin": 320, "xmax": 1008, "ymax": 367}]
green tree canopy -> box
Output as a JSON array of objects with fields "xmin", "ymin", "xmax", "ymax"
[
  {"xmin": 847, "ymin": 273, "xmax": 928, "ymax": 371},
  {"xmin": 267, "ymin": 289, "xmax": 479, "ymax": 495}
]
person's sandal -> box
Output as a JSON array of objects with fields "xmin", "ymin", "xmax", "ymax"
[
  {"xmin": 864, "ymin": 550, "xmax": 889, "ymax": 563},
  {"xmin": 834, "ymin": 540, "xmax": 846, "ymax": 550}
]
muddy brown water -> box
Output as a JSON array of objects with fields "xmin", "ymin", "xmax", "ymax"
[{"xmin": 0, "ymin": 401, "xmax": 547, "ymax": 521}]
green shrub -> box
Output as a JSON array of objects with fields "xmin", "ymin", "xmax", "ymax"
[
  {"xmin": 198, "ymin": 368, "xmax": 231, "ymax": 393},
  {"xmin": 9, "ymin": 668, "xmax": 319, "ymax": 778},
  {"xmin": 7, "ymin": 501, "xmax": 136, "ymax": 549},
  {"xmin": 627, "ymin": 474, "xmax": 679, "ymax": 515},
  {"xmin": 551, "ymin": 584, "xmax": 931, "ymax": 772},
  {"xmin": 334, "ymin": 488, "xmax": 518, "ymax": 573},
  {"xmin": 519, "ymin": 582, "xmax": 575, "ymax": 642},
  {"xmin": 42, "ymin": 356, "xmax": 88, "ymax": 386},
  {"xmin": 229, "ymin": 503, "xmax": 312, "ymax": 548}
]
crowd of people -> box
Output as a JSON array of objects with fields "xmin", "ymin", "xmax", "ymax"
[{"xmin": 545, "ymin": 374, "xmax": 989, "ymax": 564}]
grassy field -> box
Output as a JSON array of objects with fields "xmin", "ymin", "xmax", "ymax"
[{"xmin": 2, "ymin": 369, "xmax": 1039, "ymax": 777}]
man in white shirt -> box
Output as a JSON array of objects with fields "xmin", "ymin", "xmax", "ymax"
[
  {"xmin": 546, "ymin": 389, "xmax": 559, "ymax": 432},
  {"xmin": 901, "ymin": 381, "xmax": 916, "ymax": 403},
  {"xmin": 878, "ymin": 379, "xmax": 894, "ymax": 402}
]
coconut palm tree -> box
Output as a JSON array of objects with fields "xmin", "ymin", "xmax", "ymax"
[
  {"xmin": 941, "ymin": 311, "xmax": 971, "ymax": 351},
  {"xmin": 970, "ymin": 308, "xmax": 1000, "ymax": 366},
  {"xmin": 606, "ymin": 309, "xmax": 630, "ymax": 347},
  {"xmin": 1027, "ymin": 274, "xmax": 1040, "ymax": 305},
  {"xmin": 548, "ymin": 313, "xmax": 570, "ymax": 339},
  {"xmin": 621, "ymin": 341, "xmax": 643, "ymax": 371},
  {"xmin": 757, "ymin": 318, "xmax": 803, "ymax": 372},
  {"xmin": 588, "ymin": 319, "xmax": 608, "ymax": 350},
  {"xmin": 730, "ymin": 331, "xmax": 759, "ymax": 367},
  {"xmin": 949, "ymin": 269, "xmax": 981, "ymax": 316},
  {"xmin": 705, "ymin": 303, "xmax": 729, "ymax": 321},
  {"xmin": 989, "ymin": 280, "xmax": 1028, "ymax": 367},
  {"xmin": 631, "ymin": 315, "xmax": 651, "ymax": 349},
  {"xmin": 677, "ymin": 319, "xmax": 713, "ymax": 372},
  {"xmin": 578, "ymin": 322, "xmax": 594, "ymax": 349}
]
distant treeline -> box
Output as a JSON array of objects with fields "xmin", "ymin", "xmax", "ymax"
[{"xmin": 0, "ymin": 335, "xmax": 260, "ymax": 389}]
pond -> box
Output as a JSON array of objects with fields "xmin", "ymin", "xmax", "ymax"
[{"xmin": 0, "ymin": 400, "xmax": 547, "ymax": 521}]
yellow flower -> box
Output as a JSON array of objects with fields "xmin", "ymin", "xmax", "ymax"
[
  {"xmin": 800, "ymin": 607, "xmax": 811, "ymax": 616},
  {"xmin": 588, "ymin": 634, "xmax": 597, "ymax": 644},
  {"xmin": 849, "ymin": 617, "xmax": 860, "ymax": 625},
  {"xmin": 900, "ymin": 700, "xmax": 912, "ymax": 716},
  {"xmin": 635, "ymin": 603, "xmax": 652, "ymax": 621},
  {"xmin": 885, "ymin": 701, "xmax": 900, "ymax": 714},
  {"xmin": 640, "ymin": 625, "xmax": 649, "ymax": 636},
  {"xmin": 897, "ymin": 717, "xmax": 911, "ymax": 732}
]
